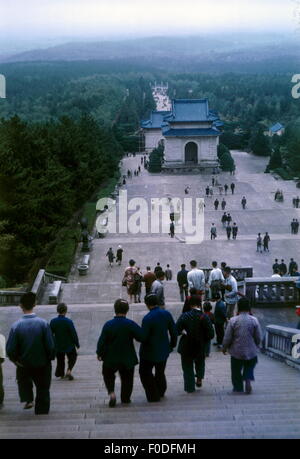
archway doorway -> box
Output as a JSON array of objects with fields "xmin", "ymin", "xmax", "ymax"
[{"xmin": 185, "ymin": 142, "xmax": 198, "ymax": 164}]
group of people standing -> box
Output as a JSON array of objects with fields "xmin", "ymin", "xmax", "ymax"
[
  {"xmin": 272, "ymin": 258, "xmax": 299, "ymax": 277},
  {"xmin": 209, "ymin": 178, "xmax": 236, "ymax": 197},
  {"xmin": 291, "ymin": 219, "xmax": 299, "ymax": 235},
  {"xmin": 256, "ymin": 233, "xmax": 271, "ymax": 253},
  {"xmin": 210, "ymin": 217, "xmax": 238, "ymax": 240}
]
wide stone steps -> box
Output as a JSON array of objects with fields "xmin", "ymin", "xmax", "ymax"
[{"xmin": 1, "ymin": 347, "xmax": 300, "ymax": 439}]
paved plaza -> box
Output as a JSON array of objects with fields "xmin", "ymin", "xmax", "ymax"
[
  {"xmin": 63, "ymin": 150, "xmax": 300, "ymax": 303},
  {"xmin": 1, "ymin": 150, "xmax": 300, "ymax": 439}
]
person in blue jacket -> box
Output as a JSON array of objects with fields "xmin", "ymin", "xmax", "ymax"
[
  {"xmin": 213, "ymin": 293, "xmax": 227, "ymax": 348},
  {"xmin": 50, "ymin": 303, "xmax": 80, "ymax": 381},
  {"xmin": 139, "ymin": 294, "xmax": 177, "ymax": 402},
  {"xmin": 6, "ymin": 292, "xmax": 55, "ymax": 415},
  {"xmin": 97, "ymin": 299, "xmax": 144, "ymax": 407}
]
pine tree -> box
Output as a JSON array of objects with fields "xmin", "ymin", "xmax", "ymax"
[
  {"xmin": 267, "ymin": 148, "xmax": 283, "ymax": 170},
  {"xmin": 217, "ymin": 144, "xmax": 235, "ymax": 172},
  {"xmin": 250, "ymin": 128, "xmax": 271, "ymax": 156},
  {"xmin": 148, "ymin": 145, "xmax": 164, "ymax": 173}
]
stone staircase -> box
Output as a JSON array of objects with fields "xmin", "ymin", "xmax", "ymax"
[
  {"xmin": 2, "ymin": 151, "xmax": 300, "ymax": 439},
  {"xmin": 1, "ymin": 303, "xmax": 300, "ymax": 439}
]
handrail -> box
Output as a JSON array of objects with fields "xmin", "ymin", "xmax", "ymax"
[
  {"xmin": 44, "ymin": 272, "xmax": 68, "ymax": 282},
  {"xmin": 245, "ymin": 276, "xmax": 298, "ymax": 307},
  {"xmin": 263, "ymin": 325, "xmax": 300, "ymax": 369}
]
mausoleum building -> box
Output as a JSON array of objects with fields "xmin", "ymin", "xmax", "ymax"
[{"xmin": 141, "ymin": 99, "xmax": 223, "ymax": 172}]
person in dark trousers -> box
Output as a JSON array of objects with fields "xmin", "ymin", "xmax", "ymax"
[
  {"xmin": 241, "ymin": 197, "xmax": 247, "ymax": 209},
  {"xmin": 263, "ymin": 233, "xmax": 270, "ymax": 252},
  {"xmin": 289, "ymin": 258, "xmax": 298, "ymax": 276},
  {"xmin": 226, "ymin": 213, "xmax": 232, "ymax": 227},
  {"xmin": 116, "ymin": 245, "xmax": 123, "ymax": 266},
  {"xmin": 139, "ymin": 294, "xmax": 177, "ymax": 402},
  {"xmin": 203, "ymin": 302, "xmax": 215, "ymax": 357},
  {"xmin": 6, "ymin": 292, "xmax": 55, "ymax": 415},
  {"xmin": 272, "ymin": 259, "xmax": 280, "ymax": 273},
  {"xmin": 279, "ymin": 259, "xmax": 287, "ymax": 276},
  {"xmin": 224, "ymin": 184, "xmax": 229, "ymax": 195},
  {"xmin": 170, "ymin": 221, "xmax": 175, "ymax": 238},
  {"xmin": 143, "ymin": 267, "xmax": 156, "ymax": 295},
  {"xmin": 223, "ymin": 298, "xmax": 262, "ymax": 394},
  {"xmin": 226, "ymin": 225, "xmax": 232, "ymax": 240},
  {"xmin": 291, "ymin": 219, "xmax": 296, "ymax": 234},
  {"xmin": 214, "ymin": 199, "xmax": 219, "ymax": 210},
  {"xmin": 176, "ymin": 297, "xmax": 214, "ymax": 393},
  {"xmin": 213, "ymin": 293, "xmax": 227, "ymax": 348},
  {"xmin": 221, "ymin": 212, "xmax": 227, "ymax": 228},
  {"xmin": 221, "ymin": 199, "xmax": 226, "ymax": 211},
  {"xmin": 230, "ymin": 183, "xmax": 235, "ymax": 194},
  {"xmin": 106, "ymin": 248, "xmax": 115, "ymax": 267},
  {"xmin": 177, "ymin": 264, "xmax": 189, "ymax": 302},
  {"xmin": 210, "ymin": 224, "xmax": 217, "ymax": 240},
  {"xmin": 256, "ymin": 234, "xmax": 263, "ymax": 253},
  {"xmin": 97, "ymin": 299, "xmax": 144, "ymax": 407},
  {"xmin": 50, "ymin": 303, "xmax": 80, "ymax": 381},
  {"xmin": 232, "ymin": 223, "xmax": 238, "ymax": 240},
  {"xmin": 165, "ymin": 265, "xmax": 173, "ymax": 281}
]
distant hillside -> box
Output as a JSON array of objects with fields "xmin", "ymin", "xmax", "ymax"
[{"xmin": 1, "ymin": 34, "xmax": 299, "ymax": 74}]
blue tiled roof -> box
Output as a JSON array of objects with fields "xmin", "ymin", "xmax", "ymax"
[
  {"xmin": 270, "ymin": 123, "xmax": 284, "ymax": 133},
  {"xmin": 162, "ymin": 127, "xmax": 221, "ymax": 137},
  {"xmin": 164, "ymin": 99, "xmax": 215, "ymax": 123},
  {"xmin": 141, "ymin": 111, "xmax": 171, "ymax": 129},
  {"xmin": 141, "ymin": 100, "xmax": 223, "ymax": 131}
]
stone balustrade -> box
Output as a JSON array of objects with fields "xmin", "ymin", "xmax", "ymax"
[
  {"xmin": 0, "ymin": 290, "xmax": 26, "ymax": 306},
  {"xmin": 263, "ymin": 325, "xmax": 300, "ymax": 370},
  {"xmin": 0, "ymin": 269, "xmax": 67, "ymax": 306},
  {"xmin": 202, "ymin": 267, "xmax": 253, "ymax": 283},
  {"xmin": 245, "ymin": 277, "xmax": 299, "ymax": 307}
]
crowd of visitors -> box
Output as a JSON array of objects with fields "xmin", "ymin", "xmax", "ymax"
[{"xmin": 2, "ymin": 290, "xmax": 263, "ymax": 413}]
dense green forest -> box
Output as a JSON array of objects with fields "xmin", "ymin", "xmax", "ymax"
[
  {"xmin": 0, "ymin": 68, "xmax": 155, "ymax": 285},
  {"xmin": 0, "ymin": 59, "xmax": 299, "ymax": 285}
]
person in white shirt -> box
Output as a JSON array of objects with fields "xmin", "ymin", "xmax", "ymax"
[
  {"xmin": 222, "ymin": 267, "xmax": 239, "ymax": 318},
  {"xmin": 271, "ymin": 269, "xmax": 281, "ymax": 278},
  {"xmin": 187, "ymin": 261, "xmax": 205, "ymax": 297},
  {"xmin": 0, "ymin": 333, "xmax": 6, "ymax": 408},
  {"xmin": 208, "ymin": 261, "xmax": 225, "ymax": 299}
]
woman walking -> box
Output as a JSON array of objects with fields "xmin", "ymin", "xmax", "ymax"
[{"xmin": 122, "ymin": 260, "xmax": 138, "ymax": 303}]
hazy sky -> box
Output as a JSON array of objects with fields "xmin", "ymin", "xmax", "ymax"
[{"xmin": 0, "ymin": 0, "xmax": 297, "ymax": 40}]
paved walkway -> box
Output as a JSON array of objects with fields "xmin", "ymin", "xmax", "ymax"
[{"xmin": 67, "ymin": 151, "xmax": 300, "ymax": 293}]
